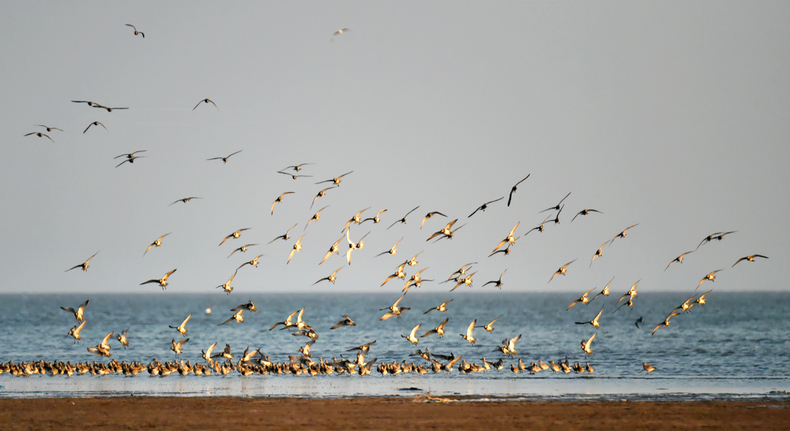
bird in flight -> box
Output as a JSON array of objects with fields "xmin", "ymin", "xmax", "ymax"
[
  {"xmin": 140, "ymin": 269, "xmax": 177, "ymax": 289},
  {"xmin": 277, "ymin": 170, "xmax": 312, "ymax": 180},
  {"xmin": 24, "ymin": 132, "xmax": 53, "ymax": 142},
  {"xmin": 492, "ymin": 222, "xmax": 520, "ymax": 253},
  {"xmin": 732, "ymin": 254, "xmax": 768, "ymax": 267},
  {"xmin": 590, "ymin": 240, "xmax": 610, "ymax": 267},
  {"xmin": 540, "ymin": 192, "xmax": 571, "ymax": 213},
  {"xmin": 169, "ymin": 314, "xmax": 192, "ymax": 337},
  {"xmin": 420, "ymin": 211, "xmax": 447, "ymax": 229},
  {"xmin": 311, "ymin": 186, "xmax": 337, "ymax": 210},
  {"xmin": 566, "ymin": 287, "xmax": 596, "ymax": 310},
  {"xmin": 549, "ymin": 259, "xmax": 576, "ymax": 283},
  {"xmin": 115, "ymin": 151, "xmax": 145, "ymax": 167},
  {"xmin": 332, "ymin": 28, "xmax": 349, "ymax": 41},
  {"xmin": 60, "ymin": 300, "xmax": 89, "ymax": 323},
  {"xmin": 469, "ymin": 197, "xmax": 504, "ymax": 218},
  {"xmin": 271, "ymin": 192, "xmax": 295, "ymax": 215},
  {"xmin": 361, "ymin": 208, "xmax": 387, "ymax": 225},
  {"xmin": 125, "ymin": 24, "xmax": 144, "ymax": 38},
  {"xmin": 268, "ymin": 223, "xmax": 297, "ymax": 244},
  {"xmin": 580, "ymin": 332, "xmax": 597, "ymax": 354},
  {"xmin": 696, "ymin": 269, "xmax": 723, "ymax": 290},
  {"xmin": 697, "ymin": 231, "xmax": 737, "ymax": 249},
  {"xmin": 65, "ymin": 252, "xmax": 99, "ymax": 272},
  {"xmin": 305, "ymin": 205, "xmax": 329, "ymax": 230},
  {"xmin": 219, "ymin": 228, "xmax": 251, "ymax": 246},
  {"xmin": 37, "ymin": 125, "xmax": 63, "ymax": 132},
  {"xmin": 665, "ymin": 250, "xmax": 694, "ymax": 271},
  {"xmin": 170, "ymin": 196, "xmax": 201, "ymax": 205},
  {"xmin": 227, "ymin": 243, "xmax": 257, "ymax": 258},
  {"xmin": 575, "ymin": 307, "xmax": 604, "ymax": 328},
  {"xmin": 375, "ymin": 237, "xmax": 403, "ymax": 257},
  {"xmin": 93, "ymin": 104, "xmax": 128, "ymax": 112},
  {"xmin": 83, "ymin": 121, "xmax": 106, "ymax": 133},
  {"xmin": 330, "ymin": 315, "xmax": 356, "ymax": 330},
  {"xmin": 424, "ymin": 299, "xmax": 453, "ymax": 314},
  {"xmin": 482, "ymin": 270, "xmax": 507, "ymax": 289},
  {"xmin": 316, "ymin": 171, "xmax": 353, "ymax": 187},
  {"xmin": 144, "ymin": 233, "xmax": 171, "ymax": 256},
  {"xmin": 388, "ymin": 206, "xmax": 420, "ymax": 229},
  {"xmin": 571, "ymin": 208, "xmax": 602, "ymax": 222},
  {"xmin": 610, "ymin": 223, "xmax": 639, "ymax": 245},
  {"xmin": 207, "ymin": 150, "xmax": 242, "ymax": 163},
  {"xmin": 313, "ymin": 267, "xmax": 343, "ymax": 285},
  {"xmin": 287, "ymin": 235, "xmax": 305, "ymax": 264},
  {"xmin": 193, "ymin": 99, "xmax": 218, "ymax": 110},
  {"xmin": 507, "ymin": 174, "xmax": 530, "ymax": 207}
]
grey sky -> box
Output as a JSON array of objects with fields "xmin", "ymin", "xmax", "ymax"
[{"xmin": 1, "ymin": 2, "xmax": 787, "ymax": 294}]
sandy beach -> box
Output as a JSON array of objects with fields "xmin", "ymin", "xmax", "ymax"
[{"xmin": 1, "ymin": 397, "xmax": 789, "ymax": 430}]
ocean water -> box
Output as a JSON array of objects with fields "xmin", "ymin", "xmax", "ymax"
[{"xmin": 1, "ymin": 292, "xmax": 788, "ymax": 400}]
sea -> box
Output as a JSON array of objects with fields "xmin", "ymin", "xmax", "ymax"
[{"xmin": 1, "ymin": 292, "xmax": 788, "ymax": 400}]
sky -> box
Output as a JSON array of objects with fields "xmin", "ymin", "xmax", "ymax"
[{"xmin": 1, "ymin": 1, "xmax": 788, "ymax": 295}]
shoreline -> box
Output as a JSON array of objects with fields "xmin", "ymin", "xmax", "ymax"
[{"xmin": 1, "ymin": 397, "xmax": 789, "ymax": 430}]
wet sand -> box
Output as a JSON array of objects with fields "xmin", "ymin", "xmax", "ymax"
[{"xmin": 1, "ymin": 397, "xmax": 789, "ymax": 430}]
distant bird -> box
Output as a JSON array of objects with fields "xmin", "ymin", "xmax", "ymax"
[
  {"xmin": 169, "ymin": 314, "xmax": 192, "ymax": 337},
  {"xmin": 237, "ymin": 254, "xmax": 262, "ymax": 270},
  {"xmin": 696, "ymin": 290, "xmax": 712, "ymax": 306},
  {"xmin": 287, "ymin": 235, "xmax": 305, "ymax": 264},
  {"xmin": 580, "ymin": 332, "xmax": 597, "ymax": 354},
  {"xmin": 479, "ymin": 315, "xmax": 501, "ymax": 333},
  {"xmin": 219, "ymin": 228, "xmax": 251, "ymax": 246},
  {"xmin": 144, "ymin": 233, "xmax": 170, "ymax": 256},
  {"xmin": 171, "ymin": 338, "xmax": 189, "ymax": 357},
  {"xmin": 643, "ymin": 362, "xmax": 655, "ymax": 373},
  {"xmin": 590, "ymin": 240, "xmax": 610, "ymax": 267},
  {"xmin": 140, "ymin": 269, "xmax": 177, "ymax": 289},
  {"xmin": 381, "ymin": 263, "xmax": 407, "ymax": 287},
  {"xmin": 170, "ymin": 196, "xmax": 201, "ymax": 205},
  {"xmin": 672, "ymin": 296, "xmax": 697, "ymax": 314},
  {"xmin": 319, "ymin": 235, "xmax": 345, "ymax": 265},
  {"xmin": 507, "ymin": 174, "xmax": 530, "ymax": 207},
  {"xmin": 65, "ymin": 251, "xmax": 99, "ymax": 272},
  {"xmin": 460, "ymin": 319, "xmax": 477, "ymax": 345},
  {"xmin": 732, "ymin": 254, "xmax": 768, "ymax": 267},
  {"xmin": 575, "ymin": 307, "xmax": 604, "ymax": 328},
  {"xmin": 207, "ymin": 150, "xmax": 242, "ymax": 164},
  {"xmin": 72, "ymin": 100, "xmax": 100, "ymax": 107},
  {"xmin": 549, "ymin": 259, "xmax": 576, "ymax": 283},
  {"xmin": 610, "ymin": 223, "xmax": 639, "ymax": 245},
  {"xmin": 540, "ymin": 192, "xmax": 571, "ymax": 213},
  {"xmin": 375, "ymin": 237, "xmax": 403, "ymax": 257},
  {"xmin": 405, "ymin": 251, "xmax": 422, "ymax": 267},
  {"xmin": 331, "ymin": 28, "xmax": 349, "ymax": 41},
  {"xmin": 37, "ymin": 125, "xmax": 63, "ymax": 132},
  {"xmin": 125, "ymin": 24, "xmax": 144, "ymax": 38},
  {"xmin": 402, "ymin": 267, "xmax": 431, "ymax": 292},
  {"xmin": 347, "ymin": 340, "xmax": 376, "ymax": 354},
  {"xmin": 492, "ymin": 222, "xmax": 520, "ymax": 253},
  {"xmin": 93, "ymin": 104, "xmax": 128, "ymax": 112},
  {"xmin": 697, "ymin": 230, "xmax": 738, "ymax": 248},
  {"xmin": 617, "ymin": 280, "xmax": 640, "ymax": 303},
  {"xmin": 566, "ymin": 287, "xmax": 596, "ymax": 310},
  {"xmin": 193, "ymin": 99, "xmax": 218, "ymax": 110},
  {"xmin": 634, "ymin": 317, "xmax": 643, "ymax": 328},
  {"xmin": 341, "ymin": 207, "xmax": 370, "ymax": 232},
  {"xmin": 68, "ymin": 320, "xmax": 87, "ymax": 343},
  {"xmin": 83, "ymin": 121, "xmax": 106, "ymax": 133},
  {"xmin": 468, "ymin": 197, "xmax": 504, "ymax": 218},
  {"xmin": 305, "ymin": 205, "xmax": 329, "ymax": 230},
  {"xmin": 313, "ymin": 267, "xmax": 343, "ymax": 285},
  {"xmin": 571, "ymin": 208, "xmax": 602, "ymax": 222},
  {"xmin": 60, "ymin": 300, "xmax": 89, "ymax": 322},
  {"xmin": 227, "ymin": 243, "xmax": 257, "ymax": 258},
  {"xmin": 421, "ymin": 318, "xmax": 449, "ymax": 338},
  {"xmin": 268, "ymin": 223, "xmax": 297, "ymax": 244},
  {"xmin": 269, "ymin": 310, "xmax": 300, "ymax": 331},
  {"xmin": 311, "ymin": 186, "xmax": 337, "ymax": 210},
  {"xmin": 220, "ymin": 310, "xmax": 244, "ymax": 325},
  {"xmin": 665, "ymin": 250, "xmax": 694, "ymax": 271},
  {"xmin": 591, "ymin": 277, "xmax": 614, "ymax": 302},
  {"xmin": 426, "ymin": 219, "xmax": 458, "ymax": 242},
  {"xmin": 115, "ymin": 153, "xmax": 145, "ymax": 167},
  {"xmin": 482, "ymin": 270, "xmax": 507, "ymax": 289},
  {"xmin": 403, "ymin": 324, "xmax": 422, "ymax": 344},
  {"xmin": 24, "ymin": 132, "xmax": 53, "ymax": 142},
  {"xmin": 330, "ymin": 315, "xmax": 356, "ymax": 330},
  {"xmin": 420, "ymin": 211, "xmax": 447, "ymax": 229},
  {"xmin": 424, "ymin": 299, "xmax": 453, "ymax": 314},
  {"xmin": 231, "ymin": 301, "xmax": 258, "ymax": 313},
  {"xmin": 277, "ymin": 170, "xmax": 312, "ymax": 180},
  {"xmin": 388, "ymin": 206, "xmax": 419, "ymax": 229},
  {"xmin": 114, "ymin": 150, "xmax": 146, "ymax": 160},
  {"xmin": 450, "ymin": 271, "xmax": 476, "ymax": 292},
  {"xmin": 380, "ymin": 294, "xmax": 410, "ymax": 321},
  {"xmin": 316, "ymin": 171, "xmax": 353, "ymax": 186},
  {"xmin": 696, "ymin": 269, "xmax": 723, "ymax": 290}
]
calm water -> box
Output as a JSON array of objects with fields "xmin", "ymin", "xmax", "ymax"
[{"xmin": 1, "ymin": 292, "xmax": 788, "ymax": 399}]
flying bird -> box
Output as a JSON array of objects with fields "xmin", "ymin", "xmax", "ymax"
[
  {"xmin": 319, "ymin": 235, "xmax": 345, "ymax": 265},
  {"xmin": 316, "ymin": 171, "xmax": 353, "ymax": 186},
  {"xmin": 193, "ymin": 99, "xmax": 218, "ymax": 110},
  {"xmin": 170, "ymin": 196, "xmax": 201, "ymax": 205},
  {"xmin": 220, "ymin": 310, "xmax": 244, "ymax": 325},
  {"xmin": 610, "ymin": 223, "xmax": 639, "ymax": 245},
  {"xmin": 330, "ymin": 315, "xmax": 356, "ymax": 330},
  {"xmin": 591, "ymin": 277, "xmax": 615, "ymax": 302},
  {"xmin": 277, "ymin": 170, "xmax": 312, "ymax": 179},
  {"xmin": 305, "ymin": 205, "xmax": 329, "ymax": 230},
  {"xmin": 420, "ymin": 211, "xmax": 447, "ymax": 229},
  {"xmin": 207, "ymin": 150, "xmax": 242, "ymax": 164},
  {"xmin": 361, "ymin": 208, "xmax": 387, "ymax": 225},
  {"xmin": 424, "ymin": 299, "xmax": 453, "ymax": 314},
  {"xmin": 696, "ymin": 269, "xmax": 723, "ymax": 290},
  {"xmin": 575, "ymin": 307, "xmax": 604, "ymax": 328},
  {"xmin": 732, "ymin": 254, "xmax": 768, "ymax": 267},
  {"xmin": 125, "ymin": 24, "xmax": 144, "ymax": 37},
  {"xmin": 492, "ymin": 222, "xmax": 520, "ymax": 252},
  {"xmin": 479, "ymin": 315, "xmax": 501, "ymax": 333},
  {"xmin": 697, "ymin": 230, "xmax": 737, "ymax": 249},
  {"xmin": 219, "ymin": 228, "xmax": 251, "ymax": 246},
  {"xmin": 665, "ymin": 251, "xmax": 694, "ymax": 271},
  {"xmin": 24, "ymin": 132, "xmax": 53, "ymax": 142},
  {"xmin": 313, "ymin": 267, "xmax": 343, "ymax": 285},
  {"xmin": 83, "ymin": 121, "xmax": 106, "ymax": 133},
  {"xmin": 566, "ymin": 287, "xmax": 596, "ymax": 310},
  {"xmin": 375, "ymin": 237, "xmax": 403, "ymax": 257},
  {"xmin": 482, "ymin": 270, "xmax": 507, "ymax": 289},
  {"xmin": 549, "ymin": 259, "xmax": 576, "ymax": 283},
  {"xmin": 421, "ymin": 318, "xmax": 449, "ymax": 338},
  {"xmin": 460, "ymin": 319, "xmax": 477, "ymax": 345},
  {"xmin": 507, "ymin": 174, "xmax": 530, "ymax": 207},
  {"xmin": 115, "ymin": 153, "xmax": 145, "ymax": 167},
  {"xmin": 227, "ymin": 243, "xmax": 257, "ymax": 258},
  {"xmin": 144, "ymin": 233, "xmax": 171, "ymax": 256},
  {"xmin": 287, "ymin": 235, "xmax": 305, "ymax": 264},
  {"xmin": 169, "ymin": 314, "xmax": 192, "ymax": 337},
  {"xmin": 580, "ymin": 332, "xmax": 597, "ymax": 355},
  {"xmin": 37, "ymin": 125, "xmax": 63, "ymax": 132},
  {"xmin": 332, "ymin": 28, "xmax": 349, "ymax": 41},
  {"xmin": 65, "ymin": 252, "xmax": 99, "ymax": 272},
  {"xmin": 140, "ymin": 269, "xmax": 177, "ymax": 289},
  {"xmin": 268, "ymin": 223, "xmax": 298, "ymax": 244},
  {"xmin": 311, "ymin": 186, "xmax": 337, "ymax": 209},
  {"xmin": 590, "ymin": 240, "xmax": 610, "ymax": 267},
  {"xmin": 60, "ymin": 300, "xmax": 89, "ymax": 322},
  {"xmin": 571, "ymin": 208, "xmax": 602, "ymax": 222},
  {"xmin": 93, "ymin": 104, "xmax": 129, "ymax": 112},
  {"xmin": 652, "ymin": 311, "xmax": 682, "ymax": 335},
  {"xmin": 231, "ymin": 301, "xmax": 258, "ymax": 313},
  {"xmin": 540, "ymin": 192, "xmax": 571, "ymax": 213},
  {"xmin": 388, "ymin": 206, "xmax": 419, "ymax": 229},
  {"xmin": 341, "ymin": 207, "xmax": 370, "ymax": 232},
  {"xmin": 403, "ymin": 324, "xmax": 422, "ymax": 344},
  {"xmin": 468, "ymin": 197, "xmax": 504, "ymax": 218}
]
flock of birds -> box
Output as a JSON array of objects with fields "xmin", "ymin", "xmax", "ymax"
[{"xmin": 8, "ymin": 24, "xmax": 770, "ymax": 381}]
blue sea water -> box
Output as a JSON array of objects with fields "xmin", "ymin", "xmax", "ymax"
[{"xmin": 0, "ymin": 292, "xmax": 788, "ymax": 399}]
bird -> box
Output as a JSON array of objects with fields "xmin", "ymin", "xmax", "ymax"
[
  {"xmin": 24, "ymin": 132, "xmax": 53, "ymax": 142},
  {"xmin": 666, "ymin": 251, "xmax": 695, "ymax": 271},
  {"xmin": 93, "ymin": 104, "xmax": 129, "ymax": 112},
  {"xmin": 696, "ymin": 269, "xmax": 723, "ymax": 290},
  {"xmin": 580, "ymin": 333, "xmax": 597, "ymax": 354},
  {"xmin": 345, "ymin": 228, "xmax": 369, "ymax": 265},
  {"xmin": 403, "ymin": 324, "xmax": 422, "ymax": 344},
  {"xmin": 672, "ymin": 296, "xmax": 697, "ymax": 314},
  {"xmin": 420, "ymin": 211, "xmax": 447, "ymax": 229},
  {"xmin": 331, "ymin": 28, "xmax": 349, "ymax": 41},
  {"xmin": 610, "ymin": 224, "xmax": 638, "ymax": 245},
  {"xmin": 468, "ymin": 197, "xmax": 504, "ymax": 218},
  {"xmin": 305, "ymin": 205, "xmax": 329, "ymax": 230},
  {"xmin": 277, "ymin": 170, "xmax": 312, "ymax": 180},
  {"xmin": 269, "ymin": 310, "xmax": 300, "ymax": 331},
  {"xmin": 450, "ymin": 272, "xmax": 476, "ymax": 292},
  {"xmin": 566, "ymin": 287, "xmax": 596, "ymax": 310},
  {"xmin": 216, "ymin": 271, "xmax": 237, "ymax": 294},
  {"xmin": 220, "ymin": 310, "xmax": 244, "ymax": 325},
  {"xmin": 207, "ymin": 150, "xmax": 242, "ymax": 164},
  {"xmin": 540, "ymin": 192, "xmax": 571, "ymax": 213},
  {"xmin": 479, "ymin": 315, "xmax": 501, "ymax": 333},
  {"xmin": 698, "ymin": 230, "xmax": 737, "ymax": 248},
  {"xmin": 267, "ymin": 191, "xmax": 295, "ymax": 215},
  {"xmin": 575, "ymin": 307, "xmax": 604, "ymax": 328},
  {"xmin": 359, "ymin": 208, "xmax": 387, "ymax": 224},
  {"xmin": 219, "ymin": 228, "xmax": 251, "ymax": 246},
  {"xmin": 507, "ymin": 174, "xmax": 530, "ymax": 207},
  {"xmin": 634, "ymin": 317, "xmax": 643, "ymax": 328},
  {"xmin": 330, "ymin": 315, "xmax": 356, "ymax": 330},
  {"xmin": 65, "ymin": 252, "xmax": 99, "ymax": 272},
  {"xmin": 68, "ymin": 320, "xmax": 87, "ymax": 343},
  {"xmin": 341, "ymin": 207, "xmax": 370, "ymax": 232},
  {"xmin": 460, "ymin": 319, "xmax": 477, "ymax": 345},
  {"xmin": 421, "ymin": 318, "xmax": 449, "ymax": 339},
  {"xmin": 237, "ymin": 254, "xmax": 263, "ymax": 270},
  {"xmin": 316, "ymin": 171, "xmax": 353, "ymax": 186},
  {"xmin": 287, "ymin": 235, "xmax": 305, "ymax": 264},
  {"xmin": 380, "ymin": 295, "xmax": 409, "ymax": 321},
  {"xmin": 501, "ymin": 334, "xmax": 522, "ymax": 356},
  {"xmin": 590, "ymin": 240, "xmax": 610, "ymax": 267},
  {"xmin": 643, "ymin": 362, "xmax": 656, "ymax": 373},
  {"xmin": 381, "ymin": 263, "xmax": 408, "ymax": 287},
  {"xmin": 313, "ymin": 267, "xmax": 343, "ymax": 285},
  {"xmin": 144, "ymin": 233, "xmax": 170, "ymax": 256},
  {"xmin": 231, "ymin": 301, "xmax": 257, "ymax": 313},
  {"xmin": 388, "ymin": 206, "xmax": 420, "ymax": 229},
  {"xmin": 402, "ymin": 267, "xmax": 431, "ymax": 292},
  {"xmin": 193, "ymin": 99, "xmax": 218, "ymax": 110},
  {"xmin": 311, "ymin": 186, "xmax": 337, "ymax": 209},
  {"xmin": 375, "ymin": 237, "xmax": 403, "ymax": 257},
  {"xmin": 125, "ymin": 24, "xmax": 144, "ymax": 37},
  {"xmin": 170, "ymin": 196, "xmax": 202, "ymax": 206},
  {"xmin": 492, "ymin": 222, "xmax": 520, "ymax": 252},
  {"xmin": 405, "ymin": 251, "xmax": 422, "ymax": 267},
  {"xmin": 445, "ymin": 262, "xmax": 476, "ymax": 281},
  {"xmin": 732, "ymin": 254, "xmax": 769, "ymax": 267},
  {"xmin": 591, "ymin": 277, "xmax": 614, "ymax": 302},
  {"xmin": 115, "ymin": 154, "xmax": 145, "ymax": 167},
  {"xmin": 427, "ymin": 219, "xmax": 464, "ymax": 242},
  {"xmin": 617, "ymin": 280, "xmax": 640, "ymax": 303},
  {"xmin": 83, "ymin": 121, "xmax": 106, "ymax": 133},
  {"xmin": 283, "ymin": 163, "xmax": 313, "ymax": 172},
  {"xmin": 549, "ymin": 259, "xmax": 576, "ymax": 283},
  {"xmin": 524, "ymin": 215, "xmax": 552, "ymax": 236},
  {"xmin": 227, "ymin": 243, "xmax": 257, "ymax": 258},
  {"xmin": 696, "ymin": 290, "xmax": 712, "ymax": 306},
  {"xmin": 319, "ymin": 235, "xmax": 345, "ymax": 265},
  {"xmin": 140, "ymin": 269, "xmax": 177, "ymax": 289},
  {"xmin": 424, "ymin": 299, "xmax": 453, "ymax": 314},
  {"xmin": 482, "ymin": 270, "xmax": 507, "ymax": 289},
  {"xmin": 60, "ymin": 300, "xmax": 89, "ymax": 322},
  {"xmin": 169, "ymin": 314, "xmax": 192, "ymax": 337},
  {"xmin": 37, "ymin": 124, "xmax": 63, "ymax": 132},
  {"xmin": 171, "ymin": 338, "xmax": 189, "ymax": 357},
  {"xmin": 571, "ymin": 208, "xmax": 602, "ymax": 222},
  {"xmin": 268, "ymin": 223, "xmax": 298, "ymax": 244}
]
